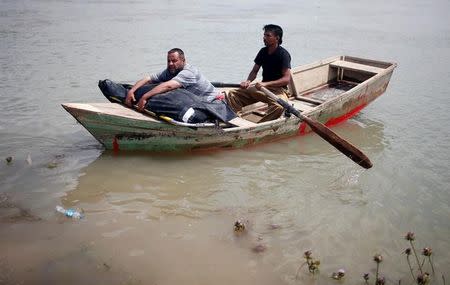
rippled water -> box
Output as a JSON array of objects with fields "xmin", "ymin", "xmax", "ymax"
[{"xmin": 1, "ymin": 0, "xmax": 449, "ymax": 284}]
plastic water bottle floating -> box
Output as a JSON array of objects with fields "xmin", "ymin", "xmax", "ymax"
[{"xmin": 55, "ymin": 205, "xmax": 84, "ymax": 219}]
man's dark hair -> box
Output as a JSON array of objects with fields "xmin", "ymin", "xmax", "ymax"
[
  {"xmin": 263, "ymin": 24, "xmax": 283, "ymax": 45},
  {"xmin": 168, "ymin": 48, "xmax": 185, "ymax": 60}
]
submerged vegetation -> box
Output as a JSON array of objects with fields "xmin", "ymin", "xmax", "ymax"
[
  {"xmin": 402, "ymin": 231, "xmax": 442, "ymax": 285},
  {"xmin": 232, "ymin": 220, "xmax": 446, "ymax": 284},
  {"xmin": 294, "ymin": 232, "xmax": 446, "ymax": 285},
  {"xmin": 296, "ymin": 250, "xmax": 321, "ymax": 279}
]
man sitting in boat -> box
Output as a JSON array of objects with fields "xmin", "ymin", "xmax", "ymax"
[
  {"xmin": 99, "ymin": 48, "xmax": 236, "ymax": 124},
  {"xmin": 126, "ymin": 48, "xmax": 220, "ymax": 110},
  {"xmin": 226, "ymin": 24, "xmax": 292, "ymax": 122}
]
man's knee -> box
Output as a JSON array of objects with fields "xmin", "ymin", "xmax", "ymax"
[
  {"xmin": 225, "ymin": 90, "xmax": 242, "ymax": 112},
  {"xmin": 273, "ymin": 103, "xmax": 285, "ymax": 116}
]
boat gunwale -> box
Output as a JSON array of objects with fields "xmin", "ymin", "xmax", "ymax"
[
  {"xmin": 62, "ymin": 59, "xmax": 396, "ymax": 134},
  {"xmin": 62, "ymin": 55, "xmax": 397, "ymax": 150}
]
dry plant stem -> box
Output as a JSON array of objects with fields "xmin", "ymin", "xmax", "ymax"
[
  {"xmin": 442, "ymin": 274, "xmax": 446, "ymax": 285},
  {"xmin": 406, "ymin": 255, "xmax": 416, "ymax": 281},
  {"xmin": 376, "ymin": 263, "xmax": 380, "ymax": 283},
  {"xmin": 295, "ymin": 262, "xmax": 307, "ymax": 279},
  {"xmin": 410, "ymin": 240, "xmax": 423, "ymax": 275},
  {"xmin": 427, "ymin": 256, "xmax": 435, "ymax": 275},
  {"xmin": 420, "ymin": 258, "xmax": 426, "ymax": 269}
]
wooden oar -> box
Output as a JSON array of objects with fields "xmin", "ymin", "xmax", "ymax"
[
  {"xmin": 260, "ymin": 86, "xmax": 373, "ymax": 169},
  {"xmin": 211, "ymin": 82, "xmax": 241, "ymax": 88}
]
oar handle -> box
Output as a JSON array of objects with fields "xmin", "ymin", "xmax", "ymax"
[
  {"xmin": 211, "ymin": 82, "xmax": 241, "ymax": 88},
  {"xmin": 260, "ymin": 87, "xmax": 373, "ymax": 169}
]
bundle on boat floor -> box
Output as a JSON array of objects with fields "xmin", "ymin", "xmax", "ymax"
[{"xmin": 98, "ymin": 79, "xmax": 236, "ymax": 124}]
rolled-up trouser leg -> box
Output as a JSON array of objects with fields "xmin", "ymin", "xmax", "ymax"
[
  {"xmin": 225, "ymin": 86, "xmax": 290, "ymax": 122},
  {"xmin": 226, "ymin": 87, "xmax": 260, "ymax": 113}
]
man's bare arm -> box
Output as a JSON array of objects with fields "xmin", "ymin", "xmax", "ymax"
[
  {"xmin": 136, "ymin": 79, "xmax": 182, "ymax": 111},
  {"xmin": 256, "ymin": 68, "xmax": 291, "ymax": 89},
  {"xmin": 125, "ymin": 75, "xmax": 152, "ymax": 107},
  {"xmin": 240, "ymin": 64, "xmax": 261, "ymax": 88}
]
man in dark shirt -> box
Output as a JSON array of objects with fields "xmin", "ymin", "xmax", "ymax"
[{"xmin": 226, "ymin": 24, "xmax": 292, "ymax": 122}]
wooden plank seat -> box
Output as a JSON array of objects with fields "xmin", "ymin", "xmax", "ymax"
[
  {"xmin": 228, "ymin": 116, "xmax": 258, "ymax": 127},
  {"xmin": 330, "ymin": 60, "xmax": 385, "ymax": 74},
  {"xmin": 237, "ymin": 102, "xmax": 268, "ymax": 124}
]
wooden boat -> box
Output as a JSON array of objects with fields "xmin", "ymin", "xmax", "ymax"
[{"xmin": 62, "ymin": 55, "xmax": 396, "ymax": 152}]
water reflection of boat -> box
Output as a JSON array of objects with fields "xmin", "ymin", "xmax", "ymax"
[
  {"xmin": 63, "ymin": 115, "xmax": 386, "ymax": 212},
  {"xmin": 62, "ymin": 153, "xmax": 230, "ymax": 217},
  {"xmin": 62, "ymin": 56, "xmax": 396, "ymax": 152}
]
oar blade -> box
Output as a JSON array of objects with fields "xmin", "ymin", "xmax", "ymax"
[{"xmin": 302, "ymin": 116, "xmax": 373, "ymax": 169}]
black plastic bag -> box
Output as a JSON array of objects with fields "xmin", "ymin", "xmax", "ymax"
[{"xmin": 98, "ymin": 79, "xmax": 236, "ymax": 124}]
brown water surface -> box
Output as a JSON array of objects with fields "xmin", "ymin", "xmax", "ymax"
[{"xmin": 1, "ymin": 0, "xmax": 449, "ymax": 284}]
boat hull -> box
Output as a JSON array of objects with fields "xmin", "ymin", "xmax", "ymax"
[{"xmin": 63, "ymin": 55, "xmax": 396, "ymax": 152}]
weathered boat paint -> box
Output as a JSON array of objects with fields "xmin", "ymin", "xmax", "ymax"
[
  {"xmin": 326, "ymin": 102, "xmax": 367, "ymax": 127},
  {"xmin": 112, "ymin": 137, "xmax": 120, "ymax": 152},
  {"xmin": 298, "ymin": 122, "xmax": 308, "ymax": 135},
  {"xmin": 62, "ymin": 55, "xmax": 396, "ymax": 152}
]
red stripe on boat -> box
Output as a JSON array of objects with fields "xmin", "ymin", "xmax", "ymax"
[
  {"xmin": 298, "ymin": 122, "xmax": 308, "ymax": 135},
  {"xmin": 326, "ymin": 103, "xmax": 367, "ymax": 127},
  {"xmin": 298, "ymin": 102, "xmax": 367, "ymax": 135},
  {"xmin": 112, "ymin": 137, "xmax": 119, "ymax": 152}
]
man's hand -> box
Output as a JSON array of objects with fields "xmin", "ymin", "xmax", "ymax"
[
  {"xmin": 137, "ymin": 97, "xmax": 147, "ymax": 111},
  {"xmin": 215, "ymin": 92, "xmax": 225, "ymax": 101},
  {"xmin": 240, "ymin": 80, "xmax": 251, "ymax": 89},
  {"xmin": 255, "ymin": 82, "xmax": 267, "ymax": 90},
  {"xmin": 125, "ymin": 90, "xmax": 136, "ymax": 107}
]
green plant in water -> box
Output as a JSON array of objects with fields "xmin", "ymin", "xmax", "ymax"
[
  {"xmin": 374, "ymin": 254, "xmax": 386, "ymax": 285},
  {"xmin": 361, "ymin": 254, "xmax": 386, "ymax": 285},
  {"xmin": 331, "ymin": 269, "xmax": 346, "ymax": 280},
  {"xmin": 363, "ymin": 273, "xmax": 370, "ymax": 284},
  {"xmin": 233, "ymin": 220, "xmax": 246, "ymax": 234},
  {"xmin": 292, "ymin": 232, "xmax": 445, "ymax": 284},
  {"xmin": 296, "ymin": 250, "xmax": 320, "ymax": 279},
  {"xmin": 403, "ymin": 232, "xmax": 443, "ymax": 285},
  {"xmin": 373, "ymin": 254, "xmax": 383, "ymax": 281}
]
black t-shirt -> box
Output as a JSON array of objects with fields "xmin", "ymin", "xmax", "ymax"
[{"xmin": 254, "ymin": 46, "xmax": 291, "ymax": 83}]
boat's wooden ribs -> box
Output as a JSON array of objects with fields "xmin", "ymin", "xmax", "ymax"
[{"xmin": 330, "ymin": 60, "xmax": 384, "ymax": 74}]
